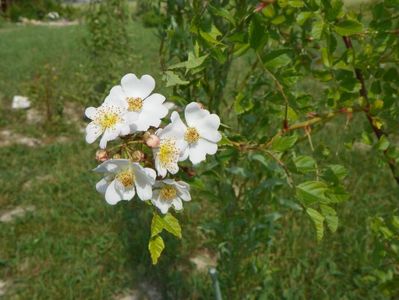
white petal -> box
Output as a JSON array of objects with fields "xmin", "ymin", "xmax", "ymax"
[
  {"xmin": 85, "ymin": 107, "xmax": 97, "ymax": 120},
  {"xmin": 185, "ymin": 102, "xmax": 210, "ymax": 127},
  {"xmin": 121, "ymin": 73, "xmax": 155, "ymax": 99},
  {"xmin": 168, "ymin": 162, "xmax": 179, "ymax": 174},
  {"xmin": 142, "ymin": 93, "xmax": 168, "ymax": 118},
  {"xmin": 86, "ymin": 123, "xmax": 102, "ymax": 144},
  {"xmin": 187, "ymin": 139, "xmax": 218, "ymax": 164},
  {"xmin": 105, "ymin": 85, "xmax": 128, "ymax": 108},
  {"xmin": 121, "ymin": 186, "xmax": 135, "ymax": 200},
  {"xmin": 93, "ymin": 159, "xmax": 129, "ymax": 173},
  {"xmin": 145, "ymin": 168, "xmax": 157, "ymax": 181},
  {"xmin": 125, "ymin": 111, "xmax": 139, "ymax": 124},
  {"xmin": 105, "ymin": 180, "xmax": 123, "ymax": 205},
  {"xmin": 96, "ymin": 178, "xmax": 109, "ymax": 194},
  {"xmin": 172, "ymin": 198, "xmax": 183, "ymax": 211},
  {"xmin": 154, "ymin": 199, "xmax": 171, "ymax": 214},
  {"xmin": 162, "ymin": 111, "xmax": 187, "ymax": 139},
  {"xmin": 197, "ymin": 114, "xmax": 222, "ymax": 143},
  {"xmin": 175, "ymin": 181, "xmax": 191, "ymax": 201},
  {"xmin": 99, "ymin": 127, "xmax": 119, "ymax": 149},
  {"xmin": 134, "ymin": 166, "xmax": 154, "ymax": 200},
  {"xmin": 179, "ymin": 146, "xmax": 189, "ymax": 162},
  {"xmin": 119, "ymin": 124, "xmax": 130, "ymax": 136}
]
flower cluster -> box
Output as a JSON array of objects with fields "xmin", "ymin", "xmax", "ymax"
[{"xmin": 85, "ymin": 73, "xmax": 221, "ymax": 214}]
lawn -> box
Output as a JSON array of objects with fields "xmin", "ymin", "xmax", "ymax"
[{"xmin": 0, "ymin": 3, "xmax": 398, "ymax": 299}]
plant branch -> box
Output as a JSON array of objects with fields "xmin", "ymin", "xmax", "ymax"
[{"xmin": 342, "ymin": 36, "xmax": 399, "ymax": 185}]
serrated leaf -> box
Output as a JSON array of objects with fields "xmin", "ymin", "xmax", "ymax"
[
  {"xmin": 376, "ymin": 135, "xmax": 390, "ymax": 151},
  {"xmin": 306, "ymin": 208, "xmax": 325, "ymax": 241},
  {"xmin": 208, "ymin": 5, "xmax": 235, "ymax": 24},
  {"xmin": 164, "ymin": 71, "xmax": 189, "ymax": 87},
  {"xmin": 263, "ymin": 51, "xmax": 292, "ymax": 69},
  {"xmin": 271, "ymin": 135, "xmax": 298, "ymax": 152},
  {"xmin": 320, "ymin": 204, "xmax": 338, "ymax": 232},
  {"xmin": 293, "ymin": 155, "xmax": 316, "ymax": 173},
  {"xmin": 151, "ymin": 213, "xmax": 164, "ymax": 238},
  {"xmin": 288, "ymin": 0, "xmax": 304, "ymax": 8},
  {"xmin": 148, "ymin": 236, "xmax": 165, "ymax": 265},
  {"xmin": 249, "ymin": 15, "xmax": 267, "ymax": 50},
  {"xmin": 296, "ymin": 181, "xmax": 329, "ymax": 206},
  {"xmin": 234, "ymin": 92, "xmax": 254, "ymax": 114},
  {"xmin": 200, "ymin": 25, "xmax": 222, "ymax": 45},
  {"xmin": 162, "ymin": 213, "xmax": 182, "ymax": 239},
  {"xmin": 334, "ymin": 19, "xmax": 363, "ymax": 36}
]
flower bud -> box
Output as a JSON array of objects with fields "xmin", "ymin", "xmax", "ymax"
[
  {"xmin": 113, "ymin": 153, "xmax": 121, "ymax": 159},
  {"xmin": 96, "ymin": 149, "xmax": 108, "ymax": 162},
  {"xmin": 145, "ymin": 134, "xmax": 160, "ymax": 148},
  {"xmin": 131, "ymin": 150, "xmax": 145, "ymax": 162}
]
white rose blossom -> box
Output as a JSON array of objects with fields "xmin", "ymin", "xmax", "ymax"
[
  {"xmin": 162, "ymin": 102, "xmax": 222, "ymax": 164},
  {"xmin": 151, "ymin": 179, "xmax": 191, "ymax": 214},
  {"xmin": 85, "ymin": 95, "xmax": 134, "ymax": 149},
  {"xmin": 152, "ymin": 128, "xmax": 187, "ymax": 178},
  {"xmin": 94, "ymin": 159, "xmax": 156, "ymax": 205},
  {"xmin": 108, "ymin": 73, "xmax": 169, "ymax": 133}
]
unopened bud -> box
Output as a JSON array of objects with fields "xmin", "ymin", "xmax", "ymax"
[
  {"xmin": 96, "ymin": 149, "xmax": 108, "ymax": 162},
  {"xmin": 145, "ymin": 134, "xmax": 160, "ymax": 148},
  {"xmin": 113, "ymin": 153, "xmax": 121, "ymax": 159},
  {"xmin": 131, "ymin": 150, "xmax": 144, "ymax": 162}
]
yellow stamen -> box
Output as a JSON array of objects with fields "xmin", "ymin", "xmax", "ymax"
[
  {"xmin": 158, "ymin": 139, "xmax": 179, "ymax": 167},
  {"xmin": 184, "ymin": 127, "xmax": 200, "ymax": 143},
  {"xmin": 116, "ymin": 170, "xmax": 135, "ymax": 187},
  {"xmin": 159, "ymin": 185, "xmax": 177, "ymax": 201},
  {"xmin": 127, "ymin": 97, "xmax": 143, "ymax": 112}
]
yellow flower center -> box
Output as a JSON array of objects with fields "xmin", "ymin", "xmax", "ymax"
[
  {"xmin": 184, "ymin": 127, "xmax": 200, "ymax": 143},
  {"xmin": 116, "ymin": 170, "xmax": 135, "ymax": 187},
  {"xmin": 159, "ymin": 185, "xmax": 177, "ymax": 201},
  {"xmin": 158, "ymin": 139, "xmax": 179, "ymax": 167},
  {"xmin": 127, "ymin": 97, "xmax": 143, "ymax": 112},
  {"xmin": 95, "ymin": 106, "xmax": 122, "ymax": 130}
]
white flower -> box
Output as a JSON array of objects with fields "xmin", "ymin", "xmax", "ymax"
[
  {"xmin": 94, "ymin": 159, "xmax": 156, "ymax": 205},
  {"xmin": 162, "ymin": 102, "xmax": 222, "ymax": 164},
  {"xmin": 108, "ymin": 73, "xmax": 169, "ymax": 133},
  {"xmin": 151, "ymin": 179, "xmax": 191, "ymax": 214},
  {"xmin": 85, "ymin": 95, "xmax": 133, "ymax": 149}
]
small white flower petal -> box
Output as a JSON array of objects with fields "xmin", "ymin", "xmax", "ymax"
[
  {"xmin": 172, "ymin": 198, "xmax": 183, "ymax": 211},
  {"xmin": 96, "ymin": 178, "xmax": 109, "ymax": 194},
  {"xmin": 85, "ymin": 107, "xmax": 97, "ymax": 120},
  {"xmin": 121, "ymin": 186, "xmax": 135, "ymax": 200},
  {"xmin": 99, "ymin": 127, "xmax": 119, "ymax": 149},
  {"xmin": 105, "ymin": 180, "xmax": 123, "ymax": 205},
  {"xmin": 93, "ymin": 159, "xmax": 130, "ymax": 173},
  {"xmin": 105, "ymin": 86, "xmax": 128, "ymax": 108},
  {"xmin": 134, "ymin": 166, "xmax": 155, "ymax": 201},
  {"xmin": 189, "ymin": 138, "xmax": 218, "ymax": 164},
  {"xmin": 185, "ymin": 102, "xmax": 210, "ymax": 127},
  {"xmin": 196, "ymin": 115, "xmax": 222, "ymax": 143},
  {"xmin": 86, "ymin": 123, "xmax": 102, "ymax": 144},
  {"xmin": 175, "ymin": 181, "xmax": 191, "ymax": 201},
  {"xmin": 121, "ymin": 73, "xmax": 155, "ymax": 99}
]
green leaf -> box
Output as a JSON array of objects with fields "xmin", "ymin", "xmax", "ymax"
[
  {"xmin": 288, "ymin": 0, "xmax": 304, "ymax": 8},
  {"xmin": 320, "ymin": 204, "xmax": 338, "ymax": 232},
  {"xmin": 234, "ymin": 92, "xmax": 254, "ymax": 114},
  {"xmin": 249, "ymin": 15, "xmax": 267, "ymax": 51},
  {"xmin": 296, "ymin": 181, "xmax": 329, "ymax": 206},
  {"xmin": 376, "ymin": 135, "xmax": 390, "ymax": 151},
  {"xmin": 293, "ymin": 155, "xmax": 316, "ymax": 173},
  {"xmin": 200, "ymin": 25, "xmax": 223, "ymax": 45},
  {"xmin": 162, "ymin": 213, "xmax": 182, "ymax": 239},
  {"xmin": 306, "ymin": 208, "xmax": 325, "ymax": 241},
  {"xmin": 271, "ymin": 135, "xmax": 298, "ymax": 152},
  {"xmin": 208, "ymin": 5, "xmax": 235, "ymax": 25},
  {"xmin": 312, "ymin": 19, "xmax": 324, "ymax": 39},
  {"xmin": 151, "ymin": 213, "xmax": 182, "ymax": 239},
  {"xmin": 164, "ymin": 71, "xmax": 189, "ymax": 87},
  {"xmin": 151, "ymin": 213, "xmax": 164, "ymax": 238},
  {"xmin": 334, "ymin": 19, "xmax": 363, "ymax": 36},
  {"xmin": 296, "ymin": 11, "xmax": 313, "ymax": 25},
  {"xmin": 264, "ymin": 51, "xmax": 292, "ymax": 69},
  {"xmin": 321, "ymin": 47, "xmax": 331, "ymax": 67},
  {"xmin": 148, "ymin": 236, "xmax": 165, "ymax": 265}
]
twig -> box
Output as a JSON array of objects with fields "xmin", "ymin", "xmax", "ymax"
[{"xmin": 342, "ymin": 36, "xmax": 399, "ymax": 185}]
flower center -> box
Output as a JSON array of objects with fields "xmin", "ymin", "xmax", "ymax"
[
  {"xmin": 116, "ymin": 170, "xmax": 135, "ymax": 187},
  {"xmin": 159, "ymin": 185, "xmax": 177, "ymax": 201},
  {"xmin": 95, "ymin": 106, "xmax": 122, "ymax": 130},
  {"xmin": 184, "ymin": 127, "xmax": 200, "ymax": 143},
  {"xmin": 158, "ymin": 139, "xmax": 179, "ymax": 167},
  {"xmin": 127, "ymin": 97, "xmax": 143, "ymax": 112}
]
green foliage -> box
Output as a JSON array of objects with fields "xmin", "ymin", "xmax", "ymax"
[{"xmin": 153, "ymin": 0, "xmax": 399, "ymax": 297}]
